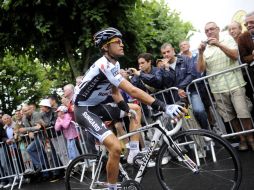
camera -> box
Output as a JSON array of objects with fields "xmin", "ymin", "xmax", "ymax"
[
  {"xmin": 126, "ymin": 69, "xmax": 134, "ymax": 75},
  {"xmin": 203, "ymin": 39, "xmax": 210, "ymax": 45}
]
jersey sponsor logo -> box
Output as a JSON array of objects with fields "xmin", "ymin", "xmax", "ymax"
[
  {"xmin": 98, "ymin": 91, "xmax": 111, "ymax": 96},
  {"xmin": 111, "ymin": 67, "xmax": 119, "ymax": 77},
  {"xmin": 82, "ymin": 112, "xmax": 101, "ymax": 131},
  {"xmin": 80, "ymin": 76, "xmax": 101, "ymax": 98}
]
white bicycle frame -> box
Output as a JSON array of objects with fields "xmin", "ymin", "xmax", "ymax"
[{"xmin": 89, "ymin": 115, "xmax": 199, "ymax": 189}]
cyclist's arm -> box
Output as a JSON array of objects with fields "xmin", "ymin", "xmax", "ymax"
[
  {"xmin": 111, "ymin": 86, "xmax": 124, "ymax": 103},
  {"xmin": 119, "ymin": 79, "xmax": 155, "ymax": 106}
]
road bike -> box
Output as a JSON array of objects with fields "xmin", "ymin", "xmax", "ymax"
[{"xmin": 65, "ymin": 112, "xmax": 242, "ymax": 190}]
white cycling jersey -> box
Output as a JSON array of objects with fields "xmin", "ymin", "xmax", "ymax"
[{"xmin": 74, "ymin": 56, "xmax": 124, "ymax": 106}]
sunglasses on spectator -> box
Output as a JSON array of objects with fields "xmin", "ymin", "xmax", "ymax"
[{"xmin": 105, "ymin": 38, "xmax": 123, "ymax": 45}]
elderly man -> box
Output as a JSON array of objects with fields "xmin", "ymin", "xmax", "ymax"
[
  {"xmin": 197, "ymin": 21, "xmax": 254, "ymax": 151},
  {"xmin": 1, "ymin": 114, "xmax": 20, "ymax": 188},
  {"xmin": 228, "ymin": 21, "xmax": 242, "ymax": 43}
]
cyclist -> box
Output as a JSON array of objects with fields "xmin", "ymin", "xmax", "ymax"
[{"xmin": 74, "ymin": 27, "xmax": 186, "ymax": 190}]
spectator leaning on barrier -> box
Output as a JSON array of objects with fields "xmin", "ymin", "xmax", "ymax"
[
  {"xmin": 2, "ymin": 114, "xmax": 22, "ymax": 188},
  {"xmin": 179, "ymin": 40, "xmax": 209, "ymax": 130},
  {"xmin": 19, "ymin": 104, "xmax": 49, "ymax": 178},
  {"xmin": 197, "ymin": 21, "xmax": 254, "ymax": 151},
  {"xmin": 39, "ymin": 98, "xmax": 65, "ymax": 179},
  {"xmin": 54, "ymin": 105, "xmax": 80, "ymax": 161}
]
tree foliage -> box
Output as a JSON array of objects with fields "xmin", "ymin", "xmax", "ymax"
[
  {"xmin": 0, "ymin": 0, "xmax": 136, "ymax": 77},
  {"xmin": 126, "ymin": 0, "xmax": 194, "ymax": 60},
  {"xmin": 0, "ymin": 50, "xmax": 72, "ymax": 114},
  {"xmin": 0, "ymin": 0, "xmax": 193, "ymax": 73}
]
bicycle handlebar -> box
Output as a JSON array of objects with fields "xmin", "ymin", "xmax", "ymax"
[{"xmin": 165, "ymin": 118, "xmax": 183, "ymax": 137}]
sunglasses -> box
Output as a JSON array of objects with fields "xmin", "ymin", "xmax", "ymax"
[{"xmin": 105, "ymin": 38, "xmax": 123, "ymax": 45}]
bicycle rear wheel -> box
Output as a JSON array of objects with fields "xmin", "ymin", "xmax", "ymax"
[
  {"xmin": 65, "ymin": 154, "xmax": 107, "ymax": 190},
  {"xmin": 156, "ymin": 129, "xmax": 242, "ymax": 190}
]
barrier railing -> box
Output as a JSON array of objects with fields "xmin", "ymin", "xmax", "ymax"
[{"xmin": 185, "ymin": 63, "xmax": 254, "ymax": 138}]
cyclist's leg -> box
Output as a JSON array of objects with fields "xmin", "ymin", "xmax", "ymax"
[
  {"xmin": 74, "ymin": 105, "xmax": 121, "ymax": 189},
  {"xmin": 128, "ymin": 103, "xmax": 142, "ymax": 140},
  {"xmin": 103, "ymin": 134, "xmax": 121, "ymax": 185},
  {"xmin": 127, "ymin": 103, "xmax": 143, "ymax": 163},
  {"xmin": 94, "ymin": 103, "xmax": 142, "ymax": 164}
]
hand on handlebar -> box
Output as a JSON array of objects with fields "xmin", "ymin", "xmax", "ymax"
[{"xmin": 165, "ymin": 104, "xmax": 188, "ymax": 123}]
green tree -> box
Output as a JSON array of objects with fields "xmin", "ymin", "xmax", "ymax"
[
  {"xmin": 126, "ymin": 0, "xmax": 194, "ymax": 61},
  {"xmin": 0, "ymin": 0, "xmax": 193, "ymax": 74},
  {"xmin": 0, "ymin": 50, "xmax": 71, "ymax": 114},
  {"xmin": 0, "ymin": 0, "xmax": 136, "ymax": 77}
]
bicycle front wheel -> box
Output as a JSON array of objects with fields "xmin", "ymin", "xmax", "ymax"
[
  {"xmin": 156, "ymin": 129, "xmax": 242, "ymax": 190},
  {"xmin": 65, "ymin": 154, "xmax": 107, "ymax": 190}
]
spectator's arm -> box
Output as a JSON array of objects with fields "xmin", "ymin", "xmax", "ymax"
[
  {"xmin": 217, "ymin": 43, "xmax": 238, "ymax": 60},
  {"xmin": 139, "ymin": 69, "xmax": 163, "ymax": 89}
]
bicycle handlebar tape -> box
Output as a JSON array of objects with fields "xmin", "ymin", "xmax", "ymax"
[
  {"xmin": 151, "ymin": 99, "xmax": 166, "ymax": 112},
  {"xmin": 117, "ymin": 100, "xmax": 130, "ymax": 113}
]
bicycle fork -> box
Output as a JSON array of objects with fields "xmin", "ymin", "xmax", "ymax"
[{"xmin": 164, "ymin": 135, "xmax": 199, "ymax": 173}]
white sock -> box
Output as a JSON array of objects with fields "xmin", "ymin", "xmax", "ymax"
[
  {"xmin": 108, "ymin": 183, "xmax": 117, "ymax": 190},
  {"xmin": 127, "ymin": 141, "xmax": 140, "ymax": 164},
  {"xmin": 129, "ymin": 141, "xmax": 139, "ymax": 154}
]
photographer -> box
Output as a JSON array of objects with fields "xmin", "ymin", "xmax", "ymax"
[{"xmin": 130, "ymin": 53, "xmax": 164, "ymax": 94}]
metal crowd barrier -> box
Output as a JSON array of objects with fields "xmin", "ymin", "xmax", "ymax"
[
  {"xmin": 0, "ymin": 125, "xmax": 89, "ymax": 189},
  {"xmin": 185, "ymin": 63, "xmax": 254, "ymax": 139}
]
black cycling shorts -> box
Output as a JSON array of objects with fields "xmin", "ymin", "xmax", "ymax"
[{"xmin": 74, "ymin": 104, "xmax": 125, "ymax": 143}]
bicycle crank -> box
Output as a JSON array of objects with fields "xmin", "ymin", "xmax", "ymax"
[{"xmin": 121, "ymin": 180, "xmax": 142, "ymax": 190}]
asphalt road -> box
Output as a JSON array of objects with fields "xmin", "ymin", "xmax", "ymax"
[{"xmin": 19, "ymin": 151, "xmax": 254, "ymax": 190}]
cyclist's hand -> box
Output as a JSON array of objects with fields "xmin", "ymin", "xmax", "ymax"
[{"xmin": 165, "ymin": 105, "xmax": 187, "ymax": 122}]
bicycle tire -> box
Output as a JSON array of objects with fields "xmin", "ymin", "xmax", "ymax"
[
  {"xmin": 156, "ymin": 129, "xmax": 242, "ymax": 190},
  {"xmin": 65, "ymin": 154, "xmax": 107, "ymax": 190}
]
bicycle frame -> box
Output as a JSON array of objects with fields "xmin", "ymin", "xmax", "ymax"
[{"xmin": 89, "ymin": 115, "xmax": 199, "ymax": 188}]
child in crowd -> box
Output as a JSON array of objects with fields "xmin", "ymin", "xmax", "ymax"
[{"xmin": 54, "ymin": 106, "xmax": 80, "ymax": 161}]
